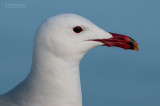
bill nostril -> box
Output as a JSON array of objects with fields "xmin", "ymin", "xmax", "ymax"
[{"xmin": 117, "ymin": 38, "xmax": 124, "ymax": 40}]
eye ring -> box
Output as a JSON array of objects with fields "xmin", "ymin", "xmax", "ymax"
[{"xmin": 73, "ymin": 26, "xmax": 83, "ymax": 33}]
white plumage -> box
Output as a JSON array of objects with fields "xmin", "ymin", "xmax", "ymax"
[{"xmin": 0, "ymin": 14, "xmax": 112, "ymax": 106}]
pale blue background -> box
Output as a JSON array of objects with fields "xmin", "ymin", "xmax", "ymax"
[{"xmin": 0, "ymin": 0, "xmax": 160, "ymax": 106}]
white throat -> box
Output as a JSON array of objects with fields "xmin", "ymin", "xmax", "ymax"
[{"xmin": 27, "ymin": 47, "xmax": 83, "ymax": 106}]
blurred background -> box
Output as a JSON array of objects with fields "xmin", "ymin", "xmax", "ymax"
[{"xmin": 0, "ymin": 0, "xmax": 160, "ymax": 106}]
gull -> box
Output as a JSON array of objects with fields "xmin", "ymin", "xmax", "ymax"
[{"xmin": 0, "ymin": 14, "xmax": 139, "ymax": 106}]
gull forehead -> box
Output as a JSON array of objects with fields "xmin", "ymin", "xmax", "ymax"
[{"xmin": 47, "ymin": 13, "xmax": 93, "ymax": 25}]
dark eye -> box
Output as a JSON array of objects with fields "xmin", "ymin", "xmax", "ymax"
[{"xmin": 73, "ymin": 26, "xmax": 83, "ymax": 33}]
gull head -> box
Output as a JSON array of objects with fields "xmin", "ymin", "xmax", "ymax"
[{"xmin": 34, "ymin": 14, "xmax": 139, "ymax": 61}]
